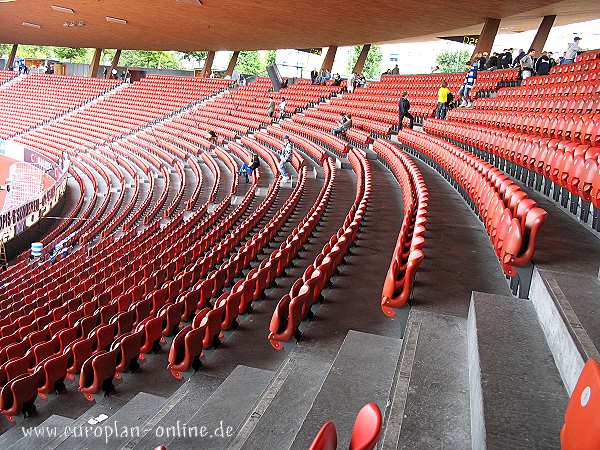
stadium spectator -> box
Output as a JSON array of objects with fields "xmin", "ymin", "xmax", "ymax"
[
  {"xmin": 279, "ymin": 135, "xmax": 293, "ymax": 183},
  {"xmin": 391, "ymin": 64, "xmax": 400, "ymax": 75},
  {"xmin": 332, "ymin": 73, "xmax": 342, "ymax": 86},
  {"xmin": 356, "ymin": 74, "xmax": 367, "ymax": 88},
  {"xmin": 499, "ymin": 49, "xmax": 513, "ymax": 69},
  {"xmin": 398, "ymin": 92, "xmax": 414, "ymax": 130},
  {"xmin": 564, "ymin": 37, "xmax": 582, "ymax": 64},
  {"xmin": 332, "ymin": 113, "xmax": 352, "ymax": 136},
  {"xmin": 208, "ymin": 130, "xmax": 218, "ymax": 146},
  {"xmin": 279, "ymin": 98, "xmax": 286, "ymax": 118},
  {"xmin": 535, "ymin": 51, "xmax": 552, "ymax": 76},
  {"xmin": 281, "ymin": 78, "xmax": 289, "ymax": 89},
  {"xmin": 548, "ymin": 52, "xmax": 557, "ymax": 68},
  {"xmin": 559, "ymin": 52, "xmax": 567, "ymax": 64},
  {"xmin": 478, "ymin": 52, "xmax": 488, "ymax": 69},
  {"xmin": 459, "ymin": 62, "xmax": 477, "ymax": 107},
  {"xmin": 347, "ymin": 73, "xmax": 355, "ymax": 93},
  {"xmin": 239, "ymin": 153, "xmax": 260, "ymax": 183},
  {"xmin": 311, "ymin": 69, "xmax": 318, "ymax": 84},
  {"xmin": 484, "ymin": 52, "xmax": 499, "ymax": 70},
  {"xmin": 436, "ymin": 81, "xmax": 451, "ymax": 119},
  {"xmin": 512, "ymin": 49, "xmax": 526, "ymax": 67},
  {"xmin": 520, "ymin": 49, "xmax": 535, "ymax": 79},
  {"xmin": 267, "ymin": 99, "xmax": 275, "ymax": 117}
]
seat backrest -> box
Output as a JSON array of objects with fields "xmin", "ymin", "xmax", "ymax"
[
  {"xmin": 349, "ymin": 403, "xmax": 382, "ymax": 450},
  {"xmin": 561, "ymin": 358, "xmax": 600, "ymax": 450},
  {"xmin": 308, "ymin": 421, "xmax": 337, "ymax": 450}
]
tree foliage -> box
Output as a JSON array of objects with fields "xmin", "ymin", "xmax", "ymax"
[
  {"xmin": 0, "ymin": 43, "xmax": 12, "ymax": 58},
  {"xmin": 236, "ymin": 51, "xmax": 262, "ymax": 76},
  {"xmin": 52, "ymin": 47, "xmax": 91, "ymax": 63},
  {"xmin": 182, "ymin": 51, "xmax": 208, "ymax": 67},
  {"xmin": 265, "ymin": 50, "xmax": 277, "ymax": 67},
  {"xmin": 435, "ymin": 49, "xmax": 470, "ymax": 73},
  {"xmin": 346, "ymin": 44, "xmax": 383, "ymax": 79},
  {"xmin": 119, "ymin": 50, "xmax": 183, "ymax": 69}
]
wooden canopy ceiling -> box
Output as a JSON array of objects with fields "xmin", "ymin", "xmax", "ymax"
[{"xmin": 0, "ymin": 0, "xmax": 597, "ymax": 51}]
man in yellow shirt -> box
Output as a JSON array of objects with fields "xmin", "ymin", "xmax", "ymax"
[{"xmin": 436, "ymin": 81, "xmax": 451, "ymax": 119}]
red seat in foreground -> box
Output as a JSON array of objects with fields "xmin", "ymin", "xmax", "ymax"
[
  {"xmin": 308, "ymin": 403, "xmax": 382, "ymax": 450},
  {"xmin": 561, "ymin": 358, "xmax": 600, "ymax": 450}
]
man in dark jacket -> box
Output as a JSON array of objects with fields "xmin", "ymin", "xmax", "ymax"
[
  {"xmin": 398, "ymin": 92, "xmax": 414, "ymax": 130},
  {"xmin": 513, "ymin": 49, "xmax": 526, "ymax": 67},
  {"xmin": 535, "ymin": 51, "xmax": 551, "ymax": 76},
  {"xmin": 499, "ymin": 49, "xmax": 512, "ymax": 69},
  {"xmin": 485, "ymin": 53, "xmax": 499, "ymax": 70}
]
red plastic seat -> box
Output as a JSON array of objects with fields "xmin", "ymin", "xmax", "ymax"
[
  {"xmin": 561, "ymin": 358, "xmax": 600, "ymax": 450},
  {"xmin": 78, "ymin": 349, "xmax": 118, "ymax": 401},
  {"xmin": 308, "ymin": 421, "xmax": 337, "ymax": 450}
]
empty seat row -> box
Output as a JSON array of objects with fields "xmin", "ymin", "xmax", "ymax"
[
  {"xmin": 397, "ymin": 130, "xmax": 547, "ymax": 280},
  {"xmin": 372, "ymin": 139, "xmax": 428, "ymax": 316}
]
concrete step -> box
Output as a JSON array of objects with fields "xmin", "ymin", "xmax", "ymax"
[
  {"xmin": 122, "ymin": 372, "xmax": 224, "ymax": 450},
  {"xmin": 6, "ymin": 415, "xmax": 73, "ymax": 450},
  {"xmin": 54, "ymin": 392, "xmax": 166, "ymax": 450},
  {"xmin": 468, "ymin": 291, "xmax": 569, "ymax": 449},
  {"xmin": 290, "ymin": 330, "xmax": 402, "ymax": 450},
  {"xmin": 382, "ymin": 309, "xmax": 471, "ymax": 450},
  {"xmin": 141, "ymin": 365, "xmax": 274, "ymax": 450},
  {"xmin": 530, "ymin": 267, "xmax": 600, "ymax": 394}
]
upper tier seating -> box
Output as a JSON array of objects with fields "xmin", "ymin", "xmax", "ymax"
[
  {"xmin": 326, "ymin": 70, "xmax": 518, "ymax": 129},
  {"xmin": 0, "ymin": 74, "xmax": 120, "ymax": 139},
  {"xmin": 426, "ymin": 51, "xmax": 600, "ymax": 229},
  {"xmin": 14, "ymin": 75, "xmax": 231, "ymax": 153}
]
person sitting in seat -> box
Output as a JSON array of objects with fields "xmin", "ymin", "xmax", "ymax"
[
  {"xmin": 332, "ymin": 73, "xmax": 342, "ymax": 86},
  {"xmin": 332, "ymin": 114, "xmax": 352, "ymax": 136},
  {"xmin": 239, "ymin": 153, "xmax": 260, "ymax": 183}
]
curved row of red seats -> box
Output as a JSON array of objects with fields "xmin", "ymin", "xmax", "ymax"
[{"xmin": 373, "ymin": 139, "xmax": 428, "ymax": 316}]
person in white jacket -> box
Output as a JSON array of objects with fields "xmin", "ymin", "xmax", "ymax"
[
  {"xmin": 347, "ymin": 73, "xmax": 355, "ymax": 93},
  {"xmin": 279, "ymin": 98, "xmax": 286, "ymax": 118}
]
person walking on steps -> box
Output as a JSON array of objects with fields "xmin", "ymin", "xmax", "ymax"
[
  {"xmin": 279, "ymin": 135, "xmax": 293, "ymax": 184},
  {"xmin": 436, "ymin": 81, "xmax": 451, "ymax": 119},
  {"xmin": 459, "ymin": 62, "xmax": 477, "ymax": 107},
  {"xmin": 398, "ymin": 92, "xmax": 414, "ymax": 130}
]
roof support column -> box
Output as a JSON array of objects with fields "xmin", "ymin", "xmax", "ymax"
[
  {"xmin": 225, "ymin": 51, "xmax": 240, "ymax": 77},
  {"xmin": 529, "ymin": 15, "xmax": 556, "ymax": 55},
  {"xmin": 352, "ymin": 44, "xmax": 371, "ymax": 74},
  {"xmin": 201, "ymin": 51, "xmax": 215, "ymax": 77},
  {"xmin": 6, "ymin": 44, "xmax": 18, "ymax": 70},
  {"xmin": 321, "ymin": 46, "xmax": 338, "ymax": 72},
  {"xmin": 88, "ymin": 48, "xmax": 103, "ymax": 78},
  {"xmin": 106, "ymin": 49, "xmax": 122, "ymax": 79},
  {"xmin": 470, "ymin": 18, "xmax": 500, "ymax": 61}
]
